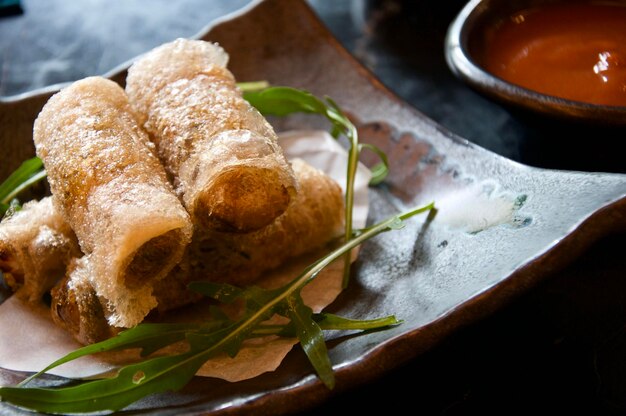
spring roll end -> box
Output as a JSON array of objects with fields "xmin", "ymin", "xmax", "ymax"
[
  {"xmin": 121, "ymin": 227, "xmax": 190, "ymax": 289},
  {"xmin": 87, "ymin": 178, "xmax": 193, "ymax": 286},
  {"xmin": 51, "ymin": 263, "xmax": 114, "ymax": 345},
  {"xmin": 194, "ymin": 165, "xmax": 296, "ymax": 233}
]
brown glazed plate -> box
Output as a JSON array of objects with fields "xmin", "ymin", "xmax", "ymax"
[{"xmin": 1, "ymin": 0, "xmax": 626, "ymax": 414}]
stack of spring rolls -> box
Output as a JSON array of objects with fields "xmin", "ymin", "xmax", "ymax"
[{"xmin": 0, "ymin": 39, "xmax": 345, "ymax": 345}]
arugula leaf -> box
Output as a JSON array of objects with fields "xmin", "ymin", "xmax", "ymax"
[
  {"xmin": 186, "ymin": 324, "xmax": 250, "ymax": 358},
  {"xmin": 188, "ymin": 281, "xmax": 245, "ymax": 304},
  {"xmin": 285, "ymin": 292, "xmax": 334, "ymax": 388},
  {"xmin": 0, "ymin": 157, "xmax": 46, "ymax": 216},
  {"xmin": 17, "ymin": 322, "xmax": 210, "ymax": 387},
  {"xmin": 0, "ymin": 157, "xmax": 43, "ymax": 201},
  {"xmin": 312, "ymin": 312, "xmax": 401, "ymax": 331},
  {"xmin": 359, "ymin": 143, "xmax": 389, "ymax": 186},
  {"xmin": 1, "ymin": 198, "xmax": 22, "ymax": 218},
  {"xmin": 2, "ymin": 350, "xmax": 210, "ymax": 413},
  {"xmin": 244, "ymin": 87, "xmax": 328, "ymax": 116},
  {"xmin": 236, "ymin": 80, "xmax": 270, "ymax": 93},
  {"xmin": 4, "ymin": 311, "xmax": 401, "ymax": 413},
  {"xmin": 268, "ymin": 312, "xmax": 401, "ymax": 338}
]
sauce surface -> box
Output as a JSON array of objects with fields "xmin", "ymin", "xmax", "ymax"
[{"xmin": 480, "ymin": 3, "xmax": 626, "ymax": 106}]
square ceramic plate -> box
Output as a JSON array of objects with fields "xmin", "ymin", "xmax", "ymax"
[{"xmin": 1, "ymin": 0, "xmax": 625, "ymax": 414}]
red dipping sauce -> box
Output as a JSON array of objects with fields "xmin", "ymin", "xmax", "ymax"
[{"xmin": 479, "ymin": 2, "xmax": 626, "ymax": 107}]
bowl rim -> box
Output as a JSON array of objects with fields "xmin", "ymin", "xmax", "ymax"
[{"xmin": 444, "ymin": 0, "xmax": 626, "ymax": 125}]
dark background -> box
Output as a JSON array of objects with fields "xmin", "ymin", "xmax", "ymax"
[{"xmin": 1, "ymin": 1, "xmax": 625, "ymax": 414}]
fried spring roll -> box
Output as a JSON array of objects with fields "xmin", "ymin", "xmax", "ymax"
[
  {"xmin": 125, "ymin": 38, "xmax": 297, "ymax": 233},
  {"xmin": 33, "ymin": 76, "xmax": 193, "ymax": 327},
  {"xmin": 0, "ymin": 197, "xmax": 80, "ymax": 303},
  {"xmin": 153, "ymin": 158, "xmax": 344, "ymax": 312},
  {"xmin": 50, "ymin": 159, "xmax": 344, "ymax": 343}
]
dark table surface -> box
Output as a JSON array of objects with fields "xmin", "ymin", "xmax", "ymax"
[{"xmin": 1, "ymin": 1, "xmax": 625, "ymax": 414}]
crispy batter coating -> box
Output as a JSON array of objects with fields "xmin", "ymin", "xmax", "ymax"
[
  {"xmin": 0, "ymin": 197, "xmax": 80, "ymax": 303},
  {"xmin": 33, "ymin": 76, "xmax": 193, "ymax": 327},
  {"xmin": 125, "ymin": 39, "xmax": 297, "ymax": 233}
]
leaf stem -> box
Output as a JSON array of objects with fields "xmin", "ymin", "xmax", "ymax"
[
  {"xmin": 236, "ymin": 80, "xmax": 270, "ymax": 92},
  {"xmin": 341, "ymin": 121, "xmax": 359, "ymax": 289}
]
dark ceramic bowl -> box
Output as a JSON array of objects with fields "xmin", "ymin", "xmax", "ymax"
[{"xmin": 445, "ymin": 0, "xmax": 626, "ymax": 125}]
